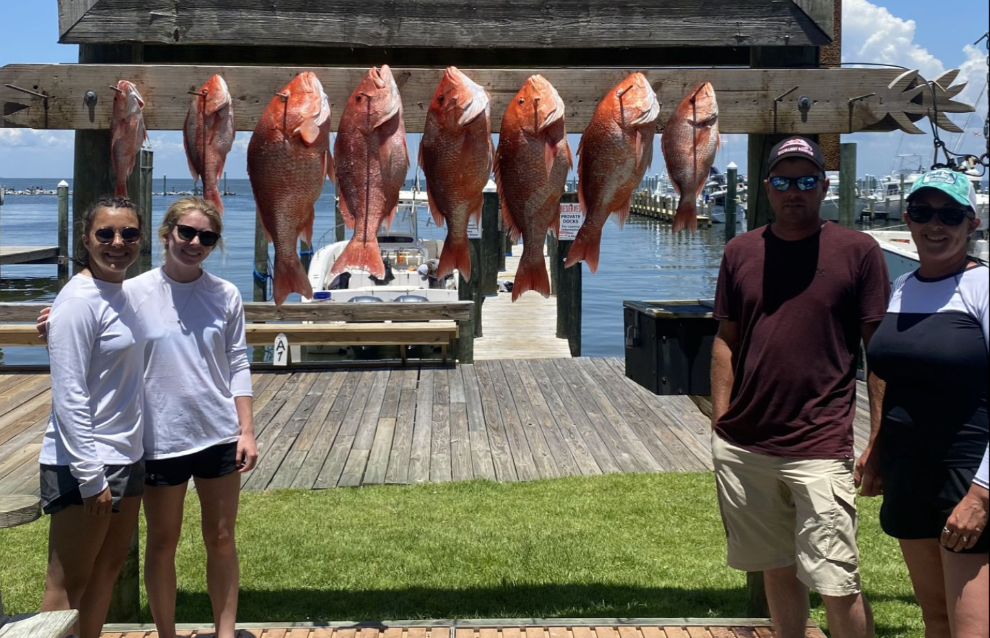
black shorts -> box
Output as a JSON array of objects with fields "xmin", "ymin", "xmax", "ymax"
[
  {"xmin": 145, "ymin": 442, "xmax": 239, "ymax": 487},
  {"xmin": 880, "ymin": 450, "xmax": 989, "ymax": 554},
  {"xmin": 40, "ymin": 461, "xmax": 145, "ymax": 515}
]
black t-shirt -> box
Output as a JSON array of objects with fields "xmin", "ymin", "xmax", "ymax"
[
  {"xmin": 714, "ymin": 222, "xmax": 891, "ymax": 459},
  {"xmin": 866, "ymin": 265, "xmax": 989, "ymax": 466}
]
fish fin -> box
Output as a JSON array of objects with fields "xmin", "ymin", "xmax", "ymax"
[
  {"xmin": 383, "ymin": 203, "xmax": 398, "ymax": 232},
  {"xmin": 338, "ymin": 194, "xmax": 356, "ymax": 229},
  {"xmin": 426, "ymin": 185, "xmax": 446, "ymax": 228},
  {"xmin": 114, "ymin": 181, "xmax": 129, "ymax": 199},
  {"xmin": 613, "ymin": 194, "xmax": 633, "ymax": 229},
  {"xmin": 511, "ymin": 253, "xmax": 551, "ymax": 302},
  {"xmin": 325, "ymin": 149, "xmax": 336, "ymax": 184},
  {"xmin": 550, "ymin": 199, "xmax": 563, "ymax": 238},
  {"xmin": 635, "ymin": 130, "xmax": 645, "ymax": 167},
  {"xmin": 299, "ymin": 207, "xmax": 315, "ymax": 245},
  {"xmin": 204, "ymin": 183, "xmax": 223, "ymax": 214},
  {"xmin": 543, "ymin": 136, "xmax": 556, "ymax": 177},
  {"xmin": 672, "ymin": 197, "xmax": 698, "ymax": 233},
  {"xmin": 182, "ymin": 111, "xmax": 200, "ymax": 182},
  {"xmin": 563, "ymin": 226, "xmax": 602, "ymax": 273},
  {"xmin": 437, "ymin": 235, "xmax": 472, "ymax": 282},
  {"xmin": 298, "ymin": 118, "xmax": 321, "ymax": 145},
  {"xmin": 331, "ymin": 236, "xmax": 385, "ymax": 280},
  {"xmin": 494, "ymin": 146, "xmax": 521, "ymax": 242},
  {"xmin": 468, "ymin": 191, "xmax": 484, "ymax": 226},
  {"xmin": 563, "ymin": 136, "xmax": 574, "ymax": 170},
  {"xmin": 272, "ymin": 252, "xmax": 313, "ymax": 306}
]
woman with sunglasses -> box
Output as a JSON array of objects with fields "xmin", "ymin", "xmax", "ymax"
[
  {"xmin": 39, "ymin": 197, "xmax": 149, "ymax": 638},
  {"xmin": 126, "ymin": 196, "xmax": 257, "ymax": 638},
  {"xmin": 864, "ymin": 169, "xmax": 988, "ymax": 635}
]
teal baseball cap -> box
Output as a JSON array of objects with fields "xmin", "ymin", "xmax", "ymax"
[{"xmin": 907, "ymin": 168, "xmax": 978, "ymax": 212}]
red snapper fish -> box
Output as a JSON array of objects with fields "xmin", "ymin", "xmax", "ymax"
[
  {"xmin": 247, "ymin": 72, "xmax": 333, "ymax": 305},
  {"xmin": 110, "ymin": 80, "xmax": 147, "ymax": 199},
  {"xmin": 495, "ymin": 75, "xmax": 572, "ymax": 302},
  {"xmin": 661, "ymin": 82, "xmax": 720, "ymax": 233},
  {"xmin": 184, "ymin": 74, "xmax": 235, "ymax": 214},
  {"xmin": 420, "ymin": 67, "xmax": 494, "ymax": 282},
  {"xmin": 331, "ymin": 65, "xmax": 410, "ymax": 280},
  {"xmin": 566, "ymin": 73, "xmax": 659, "ymax": 272}
]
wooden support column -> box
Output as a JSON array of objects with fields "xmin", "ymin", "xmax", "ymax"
[
  {"xmin": 553, "ymin": 193, "xmax": 582, "ymax": 357},
  {"xmin": 747, "ymin": 46, "xmax": 819, "ymax": 230},
  {"xmin": 107, "ymin": 530, "xmax": 140, "ymax": 623},
  {"xmin": 126, "ymin": 147, "xmax": 153, "ymax": 279},
  {"xmin": 479, "ymin": 191, "xmax": 500, "ymax": 297},
  {"xmin": 253, "ymin": 211, "xmax": 269, "ymax": 302}
]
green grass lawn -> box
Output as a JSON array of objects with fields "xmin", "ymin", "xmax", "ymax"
[{"xmin": 0, "ymin": 473, "xmax": 923, "ymax": 636}]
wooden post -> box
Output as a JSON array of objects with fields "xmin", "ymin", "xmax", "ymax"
[
  {"xmin": 725, "ymin": 162, "xmax": 738, "ymax": 242},
  {"xmin": 839, "ymin": 142, "xmax": 857, "ymax": 227},
  {"xmin": 555, "ymin": 193, "xmax": 582, "ymax": 357},
  {"xmin": 335, "ymin": 196, "xmax": 345, "ymax": 243},
  {"xmin": 899, "ymin": 173, "xmax": 906, "ymax": 219},
  {"xmin": 548, "ymin": 235, "xmax": 560, "ymax": 297},
  {"xmin": 253, "ymin": 211, "xmax": 269, "ymax": 302},
  {"xmin": 459, "ymin": 235, "xmax": 484, "ymax": 339},
  {"xmin": 106, "ymin": 530, "xmax": 140, "ymax": 623},
  {"xmin": 747, "ymin": 572, "xmax": 770, "ymax": 617},
  {"xmin": 127, "ymin": 148, "xmax": 153, "ymax": 279},
  {"xmin": 480, "ymin": 191, "xmax": 500, "ymax": 297},
  {"xmin": 57, "ymin": 180, "xmax": 70, "ymax": 285}
]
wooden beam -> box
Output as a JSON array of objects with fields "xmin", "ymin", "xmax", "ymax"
[
  {"xmin": 1, "ymin": 65, "xmax": 974, "ymax": 135},
  {"xmin": 793, "ymin": 0, "xmax": 834, "ymax": 40},
  {"xmin": 57, "ymin": 0, "xmax": 832, "ymax": 48},
  {"xmin": 244, "ymin": 323, "xmax": 459, "ymax": 347}
]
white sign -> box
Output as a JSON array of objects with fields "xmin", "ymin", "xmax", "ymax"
[
  {"xmin": 558, "ymin": 203, "xmax": 584, "ymax": 241},
  {"xmin": 273, "ymin": 333, "xmax": 290, "ymax": 367},
  {"xmin": 467, "ymin": 218, "xmax": 482, "ymax": 239}
]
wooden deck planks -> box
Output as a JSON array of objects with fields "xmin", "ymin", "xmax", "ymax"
[{"xmin": 1, "ymin": 360, "xmax": 880, "ymax": 494}]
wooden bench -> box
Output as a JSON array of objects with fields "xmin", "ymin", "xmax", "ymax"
[
  {"xmin": 0, "ymin": 300, "xmax": 477, "ymax": 364},
  {"xmin": 0, "ymin": 496, "xmax": 77, "ymax": 638}
]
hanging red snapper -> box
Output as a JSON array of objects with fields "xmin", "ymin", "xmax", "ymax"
[
  {"xmin": 183, "ymin": 74, "xmax": 235, "ymax": 214},
  {"xmin": 420, "ymin": 67, "xmax": 494, "ymax": 282},
  {"xmin": 247, "ymin": 72, "xmax": 333, "ymax": 305},
  {"xmin": 566, "ymin": 73, "xmax": 659, "ymax": 272},
  {"xmin": 495, "ymin": 75, "xmax": 572, "ymax": 302},
  {"xmin": 110, "ymin": 80, "xmax": 147, "ymax": 199},
  {"xmin": 331, "ymin": 65, "xmax": 410, "ymax": 280},
  {"xmin": 661, "ymin": 82, "xmax": 720, "ymax": 233}
]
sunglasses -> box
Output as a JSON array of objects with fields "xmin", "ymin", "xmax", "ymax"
[
  {"xmin": 906, "ymin": 205, "xmax": 974, "ymax": 227},
  {"xmin": 769, "ymin": 175, "xmax": 823, "ymax": 192},
  {"xmin": 174, "ymin": 224, "xmax": 221, "ymax": 247},
  {"xmin": 93, "ymin": 226, "xmax": 141, "ymax": 244}
]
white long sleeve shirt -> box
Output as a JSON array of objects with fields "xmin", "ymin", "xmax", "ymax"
[
  {"xmin": 126, "ymin": 268, "xmax": 252, "ymax": 459},
  {"xmin": 40, "ymin": 274, "xmax": 147, "ymax": 497}
]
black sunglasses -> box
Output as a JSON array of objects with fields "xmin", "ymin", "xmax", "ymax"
[
  {"xmin": 769, "ymin": 175, "xmax": 823, "ymax": 192},
  {"xmin": 906, "ymin": 205, "xmax": 973, "ymax": 227},
  {"xmin": 174, "ymin": 224, "xmax": 221, "ymax": 247},
  {"xmin": 94, "ymin": 226, "xmax": 141, "ymax": 244}
]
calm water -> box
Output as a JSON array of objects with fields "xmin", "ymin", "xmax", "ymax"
[{"xmin": 2, "ymin": 176, "xmax": 740, "ymax": 365}]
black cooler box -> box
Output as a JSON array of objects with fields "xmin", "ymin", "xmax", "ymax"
[{"xmin": 623, "ymin": 300, "xmax": 718, "ymax": 395}]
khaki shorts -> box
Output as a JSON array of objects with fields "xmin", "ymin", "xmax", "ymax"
[{"xmin": 712, "ymin": 433, "xmax": 862, "ymax": 597}]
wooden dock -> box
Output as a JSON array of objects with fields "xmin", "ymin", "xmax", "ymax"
[
  {"xmin": 0, "ymin": 246, "xmax": 60, "ymax": 266},
  {"xmin": 475, "ymin": 244, "xmax": 572, "ymax": 361},
  {"xmin": 628, "ymin": 191, "xmax": 712, "ymax": 228},
  {"xmin": 0, "ymin": 359, "xmax": 878, "ymax": 495},
  {"xmin": 98, "ymin": 620, "xmax": 826, "ymax": 638}
]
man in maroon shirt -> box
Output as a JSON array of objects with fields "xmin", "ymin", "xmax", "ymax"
[{"xmin": 711, "ymin": 137, "xmax": 889, "ymax": 638}]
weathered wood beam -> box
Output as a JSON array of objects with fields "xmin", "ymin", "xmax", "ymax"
[
  {"xmin": 57, "ymin": 0, "xmax": 833, "ymax": 48},
  {"xmin": 1, "ymin": 65, "xmax": 973, "ymax": 135},
  {"xmin": 793, "ymin": 0, "xmax": 835, "ymax": 40}
]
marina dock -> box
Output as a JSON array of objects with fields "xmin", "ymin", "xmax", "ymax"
[
  {"xmin": 0, "ymin": 360, "xmax": 876, "ymax": 495},
  {"xmin": 0, "ymin": 246, "xmax": 60, "ymax": 266}
]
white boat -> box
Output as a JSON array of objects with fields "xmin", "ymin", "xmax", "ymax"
[
  {"xmin": 864, "ymin": 221, "xmax": 989, "ymax": 284},
  {"xmin": 305, "ymin": 188, "xmax": 460, "ymax": 303}
]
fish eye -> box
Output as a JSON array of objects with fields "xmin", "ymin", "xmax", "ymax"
[
  {"xmin": 438, "ymin": 95, "xmax": 444, "ymax": 103},
  {"xmin": 518, "ymin": 98, "xmax": 525, "ymax": 105},
  {"xmin": 356, "ymin": 95, "xmax": 362, "ymax": 103}
]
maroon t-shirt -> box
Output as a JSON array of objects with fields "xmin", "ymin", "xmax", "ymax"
[{"xmin": 713, "ymin": 222, "xmax": 890, "ymax": 459}]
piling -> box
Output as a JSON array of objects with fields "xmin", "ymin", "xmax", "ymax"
[
  {"xmin": 57, "ymin": 181, "xmax": 70, "ymax": 285},
  {"xmin": 552, "ymin": 192, "xmax": 582, "ymax": 357},
  {"xmin": 839, "ymin": 143, "xmax": 857, "ymax": 227},
  {"xmin": 253, "ymin": 211, "xmax": 269, "ymax": 302},
  {"xmin": 725, "ymin": 162, "xmax": 738, "ymax": 242}
]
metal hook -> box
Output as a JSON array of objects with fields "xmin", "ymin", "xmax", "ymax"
[
  {"xmin": 5, "ymin": 84, "xmax": 51, "ymax": 129},
  {"xmin": 772, "ymin": 86, "xmax": 800, "ymax": 134},
  {"xmin": 109, "ymin": 85, "xmax": 124, "ymax": 94},
  {"xmin": 846, "ymin": 93, "xmax": 876, "ymax": 134}
]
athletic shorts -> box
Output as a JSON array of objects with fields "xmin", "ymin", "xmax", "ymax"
[
  {"xmin": 880, "ymin": 448, "xmax": 989, "ymax": 554},
  {"xmin": 145, "ymin": 441, "xmax": 239, "ymax": 487},
  {"xmin": 40, "ymin": 461, "xmax": 145, "ymax": 515},
  {"xmin": 712, "ymin": 433, "xmax": 863, "ymax": 597}
]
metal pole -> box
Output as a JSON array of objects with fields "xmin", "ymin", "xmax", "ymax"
[
  {"xmin": 725, "ymin": 162, "xmax": 738, "ymax": 242},
  {"xmin": 839, "ymin": 143, "xmax": 857, "ymax": 227}
]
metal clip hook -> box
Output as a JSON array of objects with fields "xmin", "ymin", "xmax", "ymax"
[
  {"xmin": 772, "ymin": 86, "xmax": 799, "ymax": 134},
  {"xmin": 847, "ymin": 93, "xmax": 876, "ymax": 134},
  {"xmin": 5, "ymin": 84, "xmax": 52, "ymax": 129}
]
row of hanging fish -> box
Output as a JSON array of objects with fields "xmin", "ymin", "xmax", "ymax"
[{"xmin": 108, "ymin": 70, "xmax": 720, "ymax": 305}]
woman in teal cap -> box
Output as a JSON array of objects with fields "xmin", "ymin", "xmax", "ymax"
[{"xmin": 863, "ymin": 168, "xmax": 988, "ymax": 635}]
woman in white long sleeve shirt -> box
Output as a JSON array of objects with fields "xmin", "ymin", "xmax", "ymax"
[
  {"xmin": 132, "ymin": 197, "xmax": 256, "ymax": 638},
  {"xmin": 39, "ymin": 197, "xmax": 148, "ymax": 638}
]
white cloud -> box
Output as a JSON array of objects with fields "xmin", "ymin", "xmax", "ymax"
[
  {"xmin": 842, "ymin": 0, "xmax": 944, "ymax": 78},
  {"xmin": 0, "ymin": 128, "xmax": 73, "ymax": 149}
]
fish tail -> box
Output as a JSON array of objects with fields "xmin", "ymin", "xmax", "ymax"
[
  {"xmin": 114, "ymin": 179, "xmax": 129, "ymax": 199},
  {"xmin": 672, "ymin": 197, "xmax": 698, "ymax": 233},
  {"xmin": 203, "ymin": 182, "xmax": 224, "ymax": 214},
  {"xmin": 511, "ymin": 252, "xmax": 551, "ymax": 302},
  {"xmin": 563, "ymin": 226, "xmax": 602, "ymax": 273},
  {"xmin": 272, "ymin": 252, "xmax": 313, "ymax": 306},
  {"xmin": 438, "ymin": 236, "xmax": 472, "ymax": 282},
  {"xmin": 331, "ymin": 236, "xmax": 385, "ymax": 280}
]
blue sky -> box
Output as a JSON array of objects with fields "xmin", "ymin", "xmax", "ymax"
[{"xmin": 1, "ymin": 1, "xmax": 987, "ymax": 181}]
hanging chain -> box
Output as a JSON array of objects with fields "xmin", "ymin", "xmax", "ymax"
[{"xmin": 981, "ymin": 31, "xmax": 989, "ymax": 167}]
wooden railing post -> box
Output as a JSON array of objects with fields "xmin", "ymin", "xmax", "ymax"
[{"xmin": 57, "ymin": 180, "xmax": 70, "ymax": 287}]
